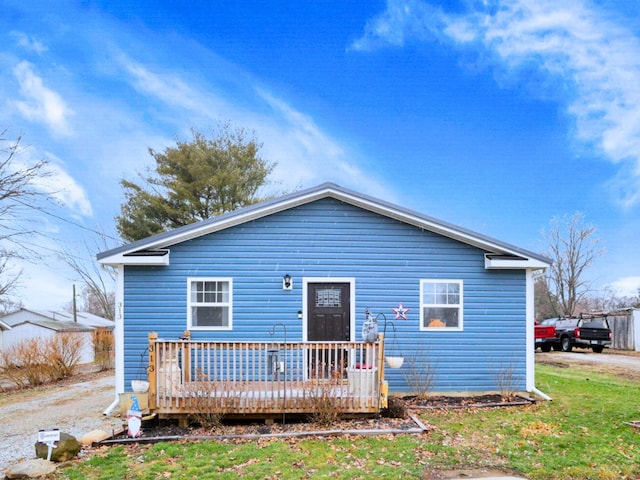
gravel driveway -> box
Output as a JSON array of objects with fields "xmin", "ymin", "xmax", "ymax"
[
  {"xmin": 0, "ymin": 370, "xmax": 119, "ymax": 476},
  {"xmin": 536, "ymin": 350, "xmax": 640, "ymax": 380}
]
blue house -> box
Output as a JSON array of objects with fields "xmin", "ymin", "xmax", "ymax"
[{"xmin": 98, "ymin": 183, "xmax": 550, "ymax": 416}]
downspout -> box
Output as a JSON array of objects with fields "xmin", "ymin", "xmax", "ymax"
[
  {"xmin": 525, "ymin": 268, "xmax": 552, "ymax": 402},
  {"xmin": 104, "ymin": 264, "xmax": 125, "ymax": 416},
  {"xmin": 530, "ymin": 387, "xmax": 552, "ymax": 401}
]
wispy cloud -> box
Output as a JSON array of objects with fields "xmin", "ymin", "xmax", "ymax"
[
  {"xmin": 12, "ymin": 61, "xmax": 73, "ymax": 136},
  {"xmin": 16, "ymin": 147, "xmax": 93, "ymax": 217},
  {"xmin": 10, "ymin": 31, "xmax": 48, "ymax": 54},
  {"xmin": 352, "ymin": 0, "xmax": 640, "ymax": 208},
  {"xmin": 115, "ymin": 53, "xmax": 393, "ymax": 201},
  {"xmin": 121, "ymin": 58, "xmax": 210, "ymax": 114},
  {"xmin": 349, "ymin": 0, "xmax": 442, "ymax": 51}
]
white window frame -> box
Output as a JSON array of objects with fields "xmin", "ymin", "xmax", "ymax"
[
  {"xmin": 187, "ymin": 277, "xmax": 233, "ymax": 331},
  {"xmin": 419, "ymin": 279, "xmax": 463, "ymax": 331}
]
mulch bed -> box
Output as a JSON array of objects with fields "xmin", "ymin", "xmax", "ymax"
[
  {"xmin": 404, "ymin": 393, "xmax": 535, "ymax": 409},
  {"xmin": 102, "ymin": 394, "xmax": 532, "ymax": 445}
]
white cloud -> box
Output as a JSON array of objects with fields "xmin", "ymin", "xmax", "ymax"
[
  {"xmin": 353, "ymin": 0, "xmax": 640, "ymax": 208},
  {"xmin": 12, "ymin": 61, "xmax": 73, "ymax": 136},
  {"xmin": 10, "ymin": 31, "xmax": 48, "ymax": 54},
  {"xmin": 12, "ymin": 147, "xmax": 93, "ymax": 217},
  {"xmin": 122, "ymin": 59, "xmax": 207, "ymax": 113},
  {"xmin": 608, "ymin": 276, "xmax": 640, "ymax": 297},
  {"xmin": 349, "ymin": 0, "xmax": 442, "ymax": 51},
  {"xmin": 41, "ymin": 160, "xmax": 93, "ymax": 217}
]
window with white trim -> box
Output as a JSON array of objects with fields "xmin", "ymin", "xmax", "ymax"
[
  {"xmin": 420, "ymin": 280, "xmax": 463, "ymax": 330},
  {"xmin": 187, "ymin": 278, "xmax": 232, "ymax": 330}
]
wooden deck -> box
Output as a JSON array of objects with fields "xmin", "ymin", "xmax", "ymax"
[{"xmin": 146, "ymin": 333, "xmax": 387, "ymax": 418}]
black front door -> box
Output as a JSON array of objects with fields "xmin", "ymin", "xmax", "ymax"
[
  {"xmin": 307, "ymin": 282, "xmax": 350, "ymax": 379},
  {"xmin": 307, "ymin": 282, "xmax": 351, "ymax": 341}
]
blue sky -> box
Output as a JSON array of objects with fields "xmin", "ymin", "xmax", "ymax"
[{"xmin": 1, "ymin": 0, "xmax": 639, "ymax": 309}]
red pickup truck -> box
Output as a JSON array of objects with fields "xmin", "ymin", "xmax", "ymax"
[{"xmin": 535, "ymin": 319, "xmax": 557, "ymax": 352}]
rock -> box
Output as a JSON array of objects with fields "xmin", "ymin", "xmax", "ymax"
[
  {"xmin": 80, "ymin": 429, "xmax": 109, "ymax": 446},
  {"xmin": 5, "ymin": 458, "xmax": 56, "ymax": 478},
  {"xmin": 34, "ymin": 432, "xmax": 81, "ymax": 462}
]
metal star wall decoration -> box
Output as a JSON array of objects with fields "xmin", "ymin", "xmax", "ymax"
[{"xmin": 392, "ymin": 302, "xmax": 410, "ymax": 320}]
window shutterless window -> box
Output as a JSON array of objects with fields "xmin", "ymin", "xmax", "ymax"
[
  {"xmin": 420, "ymin": 280, "xmax": 463, "ymax": 331},
  {"xmin": 187, "ymin": 278, "xmax": 232, "ymax": 330}
]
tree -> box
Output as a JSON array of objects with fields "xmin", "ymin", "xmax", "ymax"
[
  {"xmin": 59, "ymin": 238, "xmax": 116, "ymax": 320},
  {"xmin": 116, "ymin": 124, "xmax": 276, "ymax": 242},
  {"xmin": 534, "ymin": 276, "xmax": 560, "ymax": 320},
  {"xmin": 0, "ymin": 129, "xmax": 51, "ymax": 306},
  {"xmin": 542, "ymin": 212, "xmax": 604, "ymax": 316}
]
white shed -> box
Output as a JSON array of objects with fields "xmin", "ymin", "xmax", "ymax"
[{"xmin": 0, "ymin": 308, "xmax": 112, "ymax": 365}]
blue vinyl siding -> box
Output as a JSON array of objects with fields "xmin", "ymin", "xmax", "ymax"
[{"xmin": 123, "ymin": 198, "xmax": 527, "ymax": 393}]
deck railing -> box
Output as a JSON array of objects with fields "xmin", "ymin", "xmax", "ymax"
[{"xmin": 146, "ymin": 333, "xmax": 386, "ymax": 416}]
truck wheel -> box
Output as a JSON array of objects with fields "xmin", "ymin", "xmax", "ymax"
[
  {"xmin": 592, "ymin": 346, "xmax": 604, "ymax": 353},
  {"xmin": 561, "ymin": 337, "xmax": 573, "ymax": 352},
  {"xmin": 541, "ymin": 344, "xmax": 552, "ymax": 352}
]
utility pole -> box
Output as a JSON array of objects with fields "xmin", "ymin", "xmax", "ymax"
[{"xmin": 73, "ymin": 284, "xmax": 77, "ymax": 322}]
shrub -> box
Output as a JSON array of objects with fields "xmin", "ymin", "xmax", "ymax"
[
  {"xmin": 402, "ymin": 345, "xmax": 436, "ymax": 400},
  {"xmin": 93, "ymin": 328, "xmax": 114, "ymax": 371},
  {"xmin": 45, "ymin": 333, "xmax": 84, "ymax": 380},
  {"xmin": 380, "ymin": 395, "xmax": 407, "ymax": 419},
  {"xmin": 180, "ymin": 380, "xmax": 226, "ymax": 429},
  {"xmin": 305, "ymin": 379, "xmax": 343, "ymax": 426},
  {"xmin": 494, "ymin": 360, "xmax": 517, "ymax": 401},
  {"xmin": 0, "ymin": 338, "xmax": 51, "ymax": 387}
]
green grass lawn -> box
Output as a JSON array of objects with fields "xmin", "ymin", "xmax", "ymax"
[{"xmin": 55, "ymin": 363, "xmax": 640, "ymax": 479}]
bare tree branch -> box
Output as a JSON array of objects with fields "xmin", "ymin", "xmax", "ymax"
[
  {"xmin": 542, "ymin": 212, "xmax": 604, "ymax": 316},
  {"xmin": 0, "ymin": 129, "xmax": 54, "ymax": 307}
]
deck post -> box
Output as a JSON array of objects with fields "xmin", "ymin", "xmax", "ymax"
[
  {"xmin": 181, "ymin": 330, "xmax": 192, "ymax": 382},
  {"xmin": 148, "ymin": 332, "xmax": 158, "ymax": 411},
  {"xmin": 377, "ymin": 333, "xmax": 385, "ymax": 408}
]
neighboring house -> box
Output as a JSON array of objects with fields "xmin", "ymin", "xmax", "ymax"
[
  {"xmin": 0, "ymin": 308, "xmax": 113, "ymax": 365},
  {"xmin": 0, "ymin": 319, "xmax": 11, "ymax": 355},
  {"xmin": 98, "ymin": 183, "xmax": 551, "ymax": 412}
]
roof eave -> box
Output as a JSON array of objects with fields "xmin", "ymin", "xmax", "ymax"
[{"xmin": 484, "ymin": 255, "xmax": 550, "ymax": 270}]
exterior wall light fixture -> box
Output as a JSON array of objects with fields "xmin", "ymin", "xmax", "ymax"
[{"xmin": 283, "ymin": 274, "xmax": 293, "ymax": 290}]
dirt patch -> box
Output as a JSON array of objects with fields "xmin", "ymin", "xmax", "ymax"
[
  {"xmin": 536, "ymin": 351, "xmax": 640, "ymax": 382},
  {"xmin": 423, "ymin": 467, "xmax": 524, "ymax": 479}
]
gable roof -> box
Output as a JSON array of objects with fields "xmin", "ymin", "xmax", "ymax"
[
  {"xmin": 98, "ymin": 182, "xmax": 551, "ymax": 270},
  {"xmin": 11, "ymin": 318, "xmax": 93, "ymax": 333},
  {"xmin": 34, "ymin": 310, "xmax": 114, "ymax": 328}
]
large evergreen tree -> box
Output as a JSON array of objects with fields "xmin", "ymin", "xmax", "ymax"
[{"xmin": 116, "ymin": 125, "xmax": 275, "ymax": 242}]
